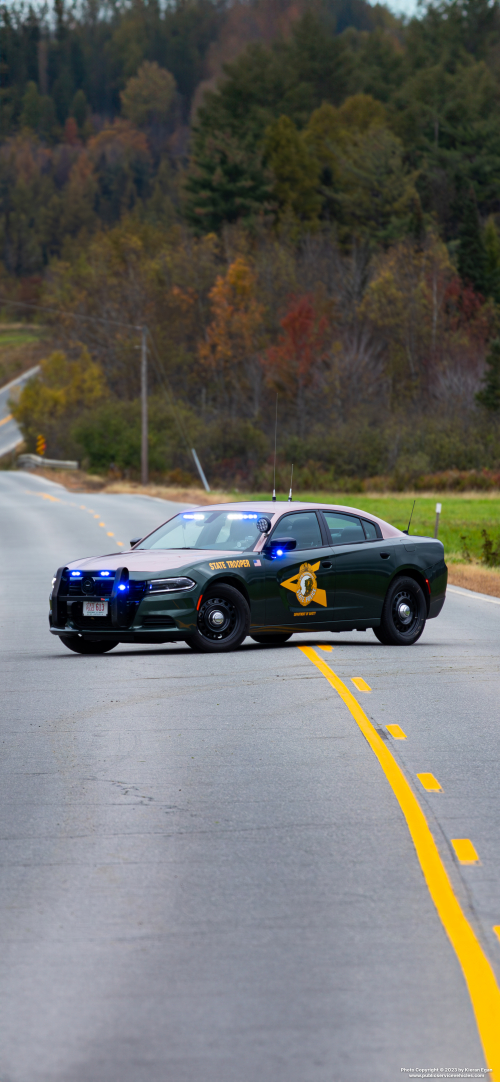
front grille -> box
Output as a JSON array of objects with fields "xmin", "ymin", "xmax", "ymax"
[
  {"xmin": 58, "ymin": 575, "xmax": 147, "ymax": 630},
  {"xmin": 68, "ymin": 577, "xmax": 114, "ymax": 597},
  {"xmin": 142, "ymin": 615, "xmax": 176, "ymax": 627}
]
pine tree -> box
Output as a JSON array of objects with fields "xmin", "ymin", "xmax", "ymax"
[
  {"xmin": 483, "ymin": 216, "xmax": 500, "ymax": 303},
  {"xmin": 476, "ymin": 337, "xmax": 500, "ymax": 410},
  {"xmin": 185, "ymin": 131, "xmax": 273, "ymax": 233},
  {"xmin": 457, "ymin": 185, "xmax": 486, "ymax": 294}
]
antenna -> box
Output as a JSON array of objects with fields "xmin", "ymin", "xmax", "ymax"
[
  {"xmin": 272, "ymin": 394, "xmax": 278, "ymax": 501},
  {"xmin": 403, "ymin": 499, "xmax": 416, "ymax": 535},
  {"xmin": 288, "ymin": 463, "xmax": 294, "ymax": 502}
]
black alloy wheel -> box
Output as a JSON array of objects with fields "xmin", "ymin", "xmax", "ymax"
[
  {"xmin": 59, "ymin": 635, "xmax": 119, "ymax": 654},
  {"xmin": 186, "ymin": 585, "xmax": 250, "ymax": 653},
  {"xmin": 375, "ymin": 576, "xmax": 426, "ymax": 646},
  {"xmin": 250, "ymin": 633, "xmax": 292, "ymax": 645}
]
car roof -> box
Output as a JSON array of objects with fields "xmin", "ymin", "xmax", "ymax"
[{"xmin": 186, "ymin": 501, "xmax": 403, "ymax": 538}]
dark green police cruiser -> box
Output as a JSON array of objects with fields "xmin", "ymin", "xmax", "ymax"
[{"xmin": 49, "ymin": 501, "xmax": 447, "ymax": 654}]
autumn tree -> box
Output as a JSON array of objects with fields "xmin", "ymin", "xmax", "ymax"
[
  {"xmin": 199, "ymin": 256, "xmax": 265, "ymax": 416},
  {"xmin": 10, "ymin": 348, "xmax": 108, "ymax": 457},
  {"xmin": 261, "ymin": 294, "xmax": 330, "ymax": 435}
]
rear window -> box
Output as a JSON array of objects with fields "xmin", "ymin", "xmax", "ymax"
[
  {"xmin": 362, "ymin": 519, "xmax": 379, "ymax": 540},
  {"xmin": 323, "ymin": 511, "xmax": 366, "ymax": 545}
]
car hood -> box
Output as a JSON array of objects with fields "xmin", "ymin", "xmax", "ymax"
[{"xmin": 66, "ymin": 549, "xmax": 249, "ymax": 573}]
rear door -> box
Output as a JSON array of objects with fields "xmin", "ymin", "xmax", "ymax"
[
  {"xmin": 320, "ymin": 511, "xmax": 397, "ymax": 625},
  {"xmin": 264, "ymin": 511, "xmax": 333, "ymax": 629}
]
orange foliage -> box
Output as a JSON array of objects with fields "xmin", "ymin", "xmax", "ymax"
[
  {"xmin": 199, "ymin": 257, "xmax": 264, "ymax": 410},
  {"xmin": 261, "ymin": 294, "xmax": 330, "ymax": 398}
]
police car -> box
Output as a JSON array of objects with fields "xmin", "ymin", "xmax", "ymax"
[{"xmin": 49, "ymin": 501, "xmax": 447, "ymax": 653}]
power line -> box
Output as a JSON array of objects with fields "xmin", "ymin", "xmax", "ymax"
[
  {"xmin": 0, "ymin": 295, "xmax": 142, "ymax": 331},
  {"xmin": 1, "ymin": 293, "xmax": 210, "ymax": 488}
]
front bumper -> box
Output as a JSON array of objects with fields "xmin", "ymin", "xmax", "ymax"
[{"xmin": 50, "ymin": 586, "xmax": 199, "ymax": 639}]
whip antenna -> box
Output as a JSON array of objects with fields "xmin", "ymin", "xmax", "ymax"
[
  {"xmin": 272, "ymin": 394, "xmax": 278, "ymax": 501},
  {"xmin": 404, "ymin": 499, "xmax": 416, "ymax": 535},
  {"xmin": 288, "ymin": 463, "xmax": 294, "ymax": 502}
]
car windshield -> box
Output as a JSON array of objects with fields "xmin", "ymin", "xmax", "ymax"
[{"xmin": 138, "ymin": 510, "xmax": 267, "ymax": 551}]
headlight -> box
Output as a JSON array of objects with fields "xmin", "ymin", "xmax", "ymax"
[
  {"xmin": 52, "ymin": 577, "xmax": 57, "ymax": 587},
  {"xmin": 148, "ymin": 577, "xmax": 196, "ymax": 593}
]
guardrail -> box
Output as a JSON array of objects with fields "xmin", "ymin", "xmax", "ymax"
[{"xmin": 17, "ymin": 453, "xmax": 79, "ymax": 470}]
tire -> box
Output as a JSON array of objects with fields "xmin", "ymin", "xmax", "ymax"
[
  {"xmin": 185, "ymin": 585, "xmax": 250, "ymax": 653},
  {"xmin": 377, "ymin": 576, "xmax": 427, "ymax": 646},
  {"xmin": 250, "ymin": 633, "xmax": 292, "ymax": 645},
  {"xmin": 59, "ymin": 635, "xmax": 119, "ymax": 654}
]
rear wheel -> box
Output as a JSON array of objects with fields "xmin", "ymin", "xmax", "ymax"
[
  {"xmin": 376, "ymin": 576, "xmax": 426, "ymax": 645},
  {"xmin": 185, "ymin": 585, "xmax": 250, "ymax": 653},
  {"xmin": 250, "ymin": 633, "xmax": 292, "ymax": 645},
  {"xmin": 59, "ymin": 635, "xmax": 119, "ymax": 654}
]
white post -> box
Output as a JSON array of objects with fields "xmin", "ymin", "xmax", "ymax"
[
  {"xmin": 141, "ymin": 326, "xmax": 148, "ymax": 486},
  {"xmin": 434, "ymin": 502, "xmax": 442, "ymax": 538},
  {"xmin": 191, "ymin": 448, "xmax": 210, "ymax": 493}
]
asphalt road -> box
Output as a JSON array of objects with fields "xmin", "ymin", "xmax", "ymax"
[
  {"xmin": 0, "ymin": 366, "xmax": 40, "ymax": 458},
  {"xmin": 1, "ymin": 470, "xmax": 499, "ymax": 1082}
]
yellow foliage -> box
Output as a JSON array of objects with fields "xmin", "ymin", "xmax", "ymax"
[
  {"xmin": 11, "ymin": 348, "xmax": 108, "ymax": 453},
  {"xmin": 337, "ymin": 94, "xmax": 387, "ymax": 133}
]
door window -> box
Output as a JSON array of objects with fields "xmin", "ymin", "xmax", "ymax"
[
  {"xmin": 272, "ymin": 511, "xmax": 323, "ymax": 549},
  {"xmin": 323, "ymin": 511, "xmax": 365, "ymax": 545}
]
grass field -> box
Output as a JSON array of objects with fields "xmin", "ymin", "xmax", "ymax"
[{"xmin": 248, "ymin": 491, "xmax": 500, "ymax": 562}]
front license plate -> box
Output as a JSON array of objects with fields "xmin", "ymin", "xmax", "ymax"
[{"xmin": 83, "ymin": 601, "xmax": 108, "ymax": 616}]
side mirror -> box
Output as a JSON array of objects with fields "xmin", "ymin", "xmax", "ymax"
[
  {"xmin": 130, "ymin": 537, "xmax": 142, "ymax": 548},
  {"xmin": 265, "ymin": 536, "xmax": 297, "ymax": 557}
]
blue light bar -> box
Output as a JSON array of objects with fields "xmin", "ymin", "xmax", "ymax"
[
  {"xmin": 99, "ymin": 571, "xmax": 111, "ymax": 576},
  {"xmin": 182, "ymin": 513, "xmax": 205, "ymax": 520}
]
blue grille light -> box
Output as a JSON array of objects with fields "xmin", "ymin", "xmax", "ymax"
[
  {"xmin": 71, "ymin": 571, "xmax": 82, "ymax": 577},
  {"xmin": 100, "ymin": 571, "xmax": 110, "ymax": 576}
]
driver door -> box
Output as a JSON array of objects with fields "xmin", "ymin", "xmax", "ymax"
[{"xmin": 264, "ymin": 511, "xmax": 332, "ymax": 629}]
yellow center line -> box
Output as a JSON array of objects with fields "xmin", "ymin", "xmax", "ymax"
[
  {"xmin": 387, "ymin": 724, "xmax": 407, "ymax": 739},
  {"xmin": 299, "ymin": 645, "xmax": 500, "ymax": 1079},
  {"xmin": 23, "ymin": 489, "xmax": 124, "ymax": 546},
  {"xmin": 417, "ymin": 772, "xmax": 442, "ymax": 792},
  {"xmin": 0, "ymin": 413, "xmax": 12, "ymax": 426},
  {"xmin": 351, "ymin": 677, "xmax": 371, "ymax": 692},
  {"xmin": 452, "ymin": 839, "xmax": 480, "ymax": 865}
]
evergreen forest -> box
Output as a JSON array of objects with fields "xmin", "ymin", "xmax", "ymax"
[{"xmin": 5, "ymin": 0, "xmax": 500, "ymax": 490}]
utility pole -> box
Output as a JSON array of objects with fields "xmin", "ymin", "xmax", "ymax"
[{"xmin": 141, "ymin": 326, "xmax": 148, "ymax": 486}]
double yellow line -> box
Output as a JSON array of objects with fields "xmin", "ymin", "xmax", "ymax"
[{"xmin": 299, "ymin": 645, "xmax": 500, "ymax": 1078}]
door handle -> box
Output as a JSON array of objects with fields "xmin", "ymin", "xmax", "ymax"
[
  {"xmin": 380, "ymin": 552, "xmax": 390, "ymax": 559},
  {"xmin": 321, "ymin": 561, "xmax": 332, "ymax": 568}
]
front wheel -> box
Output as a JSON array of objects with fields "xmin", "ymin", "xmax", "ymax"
[
  {"xmin": 376, "ymin": 576, "xmax": 427, "ymax": 646},
  {"xmin": 250, "ymin": 633, "xmax": 292, "ymax": 645},
  {"xmin": 185, "ymin": 585, "xmax": 250, "ymax": 653},
  {"xmin": 59, "ymin": 635, "xmax": 119, "ymax": 654}
]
